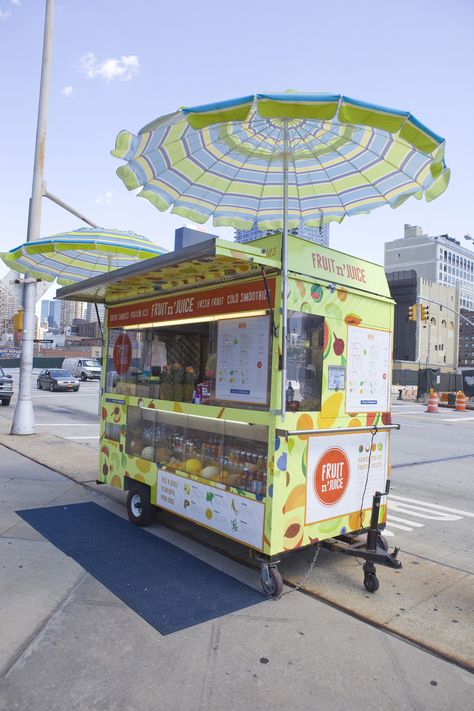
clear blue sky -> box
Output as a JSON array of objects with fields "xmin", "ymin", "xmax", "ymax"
[{"xmin": 1, "ymin": 0, "xmax": 473, "ymax": 298}]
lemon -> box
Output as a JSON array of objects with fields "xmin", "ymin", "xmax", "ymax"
[{"xmin": 185, "ymin": 458, "xmax": 202, "ymax": 475}]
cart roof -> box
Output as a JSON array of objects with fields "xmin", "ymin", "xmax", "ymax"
[
  {"xmin": 56, "ymin": 233, "xmax": 391, "ymax": 304},
  {"xmin": 55, "ymin": 237, "xmax": 281, "ymax": 305}
]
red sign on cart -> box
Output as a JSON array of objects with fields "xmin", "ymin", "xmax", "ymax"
[{"xmin": 107, "ymin": 277, "xmax": 276, "ymax": 328}]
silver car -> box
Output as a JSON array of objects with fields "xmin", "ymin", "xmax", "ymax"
[{"xmin": 37, "ymin": 369, "xmax": 80, "ymax": 392}]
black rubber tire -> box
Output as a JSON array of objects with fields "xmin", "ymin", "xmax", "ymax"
[
  {"xmin": 73, "ymin": 387, "xmax": 80, "ymax": 392},
  {"xmin": 81, "ymin": 372, "xmax": 87, "ymax": 381},
  {"xmin": 364, "ymin": 573, "xmax": 380, "ymax": 593},
  {"xmin": 127, "ymin": 486, "xmax": 155, "ymax": 527},
  {"xmin": 260, "ymin": 566, "xmax": 283, "ymax": 598},
  {"xmin": 1, "ymin": 399, "xmax": 11, "ymax": 406},
  {"xmin": 37, "ymin": 380, "xmax": 42, "ymax": 389},
  {"xmin": 49, "ymin": 382, "xmax": 55, "ymax": 392}
]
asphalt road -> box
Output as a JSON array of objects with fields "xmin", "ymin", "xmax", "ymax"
[{"xmin": 1, "ymin": 370, "xmax": 473, "ymax": 573}]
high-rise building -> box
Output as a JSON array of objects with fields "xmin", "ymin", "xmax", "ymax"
[
  {"xmin": 85, "ymin": 302, "xmax": 105, "ymax": 324},
  {"xmin": 0, "ymin": 283, "xmax": 21, "ymax": 335},
  {"xmin": 385, "ymin": 224, "xmax": 474, "ymax": 310},
  {"xmin": 60, "ymin": 300, "xmax": 83, "ymax": 332},
  {"xmin": 235, "ymin": 219, "xmax": 329, "ymax": 246}
]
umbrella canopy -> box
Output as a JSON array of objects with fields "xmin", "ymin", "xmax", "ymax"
[
  {"xmin": 112, "ymin": 92, "xmax": 450, "ymax": 231},
  {"xmin": 1, "ymin": 227, "xmax": 167, "ymax": 285}
]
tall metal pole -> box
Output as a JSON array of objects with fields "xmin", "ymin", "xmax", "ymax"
[
  {"xmin": 280, "ymin": 118, "xmax": 289, "ymax": 419},
  {"xmin": 11, "ymin": 0, "xmax": 55, "ymax": 435}
]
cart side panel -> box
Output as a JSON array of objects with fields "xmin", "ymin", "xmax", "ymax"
[{"xmin": 268, "ymin": 273, "xmax": 393, "ymax": 556}]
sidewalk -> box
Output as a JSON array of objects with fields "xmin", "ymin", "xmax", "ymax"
[{"xmin": 0, "ymin": 421, "xmax": 473, "ymax": 710}]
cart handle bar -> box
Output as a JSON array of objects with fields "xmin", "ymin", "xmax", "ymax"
[{"xmin": 280, "ymin": 424, "xmax": 400, "ymax": 436}]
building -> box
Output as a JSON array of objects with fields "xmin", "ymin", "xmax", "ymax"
[
  {"xmin": 84, "ymin": 302, "xmax": 105, "ymax": 325},
  {"xmin": 385, "ymin": 224, "xmax": 474, "ymax": 310},
  {"xmin": 60, "ymin": 300, "xmax": 83, "ymax": 332},
  {"xmin": 174, "ymin": 225, "xmax": 217, "ymax": 250},
  {"xmin": 235, "ymin": 219, "xmax": 330, "ymax": 246},
  {"xmin": 459, "ymin": 310, "xmax": 474, "ymax": 367},
  {"xmin": 386, "ymin": 270, "xmax": 459, "ymax": 371},
  {"xmin": 0, "ymin": 282, "xmax": 22, "ymax": 335}
]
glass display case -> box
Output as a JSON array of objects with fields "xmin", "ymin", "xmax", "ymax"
[{"xmin": 125, "ymin": 405, "xmax": 268, "ymax": 496}]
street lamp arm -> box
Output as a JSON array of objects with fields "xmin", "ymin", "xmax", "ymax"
[{"xmin": 43, "ymin": 186, "xmax": 99, "ymax": 228}]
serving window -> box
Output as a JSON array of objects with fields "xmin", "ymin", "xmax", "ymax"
[{"xmin": 105, "ymin": 313, "xmax": 272, "ymax": 410}]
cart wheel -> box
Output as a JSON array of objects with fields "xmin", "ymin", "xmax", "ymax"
[
  {"xmin": 127, "ymin": 486, "xmax": 155, "ymax": 527},
  {"xmin": 260, "ymin": 564, "xmax": 283, "ymax": 599},
  {"xmin": 364, "ymin": 572, "xmax": 380, "ymax": 593}
]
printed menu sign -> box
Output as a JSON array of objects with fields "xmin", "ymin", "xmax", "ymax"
[
  {"xmin": 345, "ymin": 326, "xmax": 391, "ymax": 413},
  {"xmin": 157, "ymin": 470, "xmax": 264, "ymax": 549},
  {"xmin": 305, "ymin": 430, "xmax": 389, "ymax": 524},
  {"xmin": 215, "ymin": 315, "xmax": 270, "ymax": 405}
]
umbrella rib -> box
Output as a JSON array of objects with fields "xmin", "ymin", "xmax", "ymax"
[
  {"xmin": 295, "ymin": 121, "xmax": 423, "ymax": 213},
  {"xmin": 166, "ymin": 120, "xmax": 277, "ymax": 219},
  {"xmin": 293, "ymin": 123, "xmax": 347, "ymax": 220},
  {"xmin": 299, "ymin": 119, "xmax": 430, "ymax": 194}
]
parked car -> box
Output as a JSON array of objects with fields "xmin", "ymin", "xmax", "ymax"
[
  {"xmin": 37, "ymin": 369, "xmax": 80, "ymax": 392},
  {"xmin": 62, "ymin": 357, "xmax": 101, "ymax": 381},
  {"xmin": 0, "ymin": 367, "xmax": 13, "ymax": 406}
]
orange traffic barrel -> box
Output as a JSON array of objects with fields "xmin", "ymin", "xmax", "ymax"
[
  {"xmin": 455, "ymin": 391, "xmax": 466, "ymax": 412},
  {"xmin": 426, "ymin": 389, "xmax": 439, "ymax": 413}
]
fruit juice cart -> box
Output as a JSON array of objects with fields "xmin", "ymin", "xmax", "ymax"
[{"xmin": 56, "ymin": 233, "xmax": 401, "ymax": 597}]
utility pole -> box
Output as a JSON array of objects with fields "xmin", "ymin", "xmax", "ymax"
[{"xmin": 11, "ymin": 0, "xmax": 55, "ymax": 435}]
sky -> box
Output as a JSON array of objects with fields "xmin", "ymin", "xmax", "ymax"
[{"xmin": 1, "ymin": 0, "xmax": 474, "ymax": 306}]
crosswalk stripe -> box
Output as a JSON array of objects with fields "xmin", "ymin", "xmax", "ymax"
[
  {"xmin": 385, "ymin": 521, "xmax": 414, "ymax": 531},
  {"xmin": 390, "ymin": 495, "xmax": 474, "ymax": 518},
  {"xmin": 387, "ymin": 514, "xmax": 424, "ymax": 528},
  {"xmin": 390, "ymin": 503, "xmax": 461, "ymax": 521}
]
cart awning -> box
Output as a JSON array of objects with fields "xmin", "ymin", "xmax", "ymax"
[{"xmin": 55, "ymin": 238, "xmax": 281, "ymax": 305}]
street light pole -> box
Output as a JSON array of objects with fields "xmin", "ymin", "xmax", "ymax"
[{"xmin": 11, "ymin": 0, "xmax": 55, "ymax": 435}]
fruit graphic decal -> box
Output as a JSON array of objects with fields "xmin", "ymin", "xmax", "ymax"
[
  {"xmin": 333, "ymin": 333, "xmax": 345, "ymax": 356},
  {"xmin": 310, "ymin": 284, "xmax": 323, "ymax": 302}
]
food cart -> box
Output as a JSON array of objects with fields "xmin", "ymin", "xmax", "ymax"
[{"xmin": 56, "ymin": 233, "xmax": 401, "ymax": 597}]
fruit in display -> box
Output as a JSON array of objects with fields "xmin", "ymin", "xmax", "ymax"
[
  {"xmin": 184, "ymin": 458, "xmax": 203, "ymax": 475},
  {"xmin": 200, "ymin": 465, "xmax": 220, "ymax": 480},
  {"xmin": 160, "ymin": 365, "xmax": 173, "ymax": 400},
  {"xmin": 141, "ymin": 446, "xmax": 155, "ymax": 461},
  {"xmin": 172, "ymin": 363, "xmax": 184, "ymax": 402}
]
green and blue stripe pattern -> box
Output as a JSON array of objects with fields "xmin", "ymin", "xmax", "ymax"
[
  {"xmin": 112, "ymin": 92, "xmax": 450, "ymax": 231},
  {"xmin": 1, "ymin": 227, "xmax": 167, "ymax": 285}
]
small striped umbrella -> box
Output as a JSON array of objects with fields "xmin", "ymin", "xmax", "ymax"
[
  {"xmin": 112, "ymin": 92, "xmax": 450, "ymax": 231},
  {"xmin": 1, "ymin": 227, "xmax": 167, "ymax": 285}
]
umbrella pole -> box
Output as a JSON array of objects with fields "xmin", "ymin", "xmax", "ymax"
[{"xmin": 281, "ymin": 118, "xmax": 289, "ymax": 419}]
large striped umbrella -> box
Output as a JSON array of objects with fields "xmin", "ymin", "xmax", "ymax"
[
  {"xmin": 111, "ymin": 92, "xmax": 449, "ymax": 416},
  {"xmin": 1, "ymin": 227, "xmax": 167, "ymax": 285},
  {"xmin": 112, "ymin": 92, "xmax": 450, "ymax": 230}
]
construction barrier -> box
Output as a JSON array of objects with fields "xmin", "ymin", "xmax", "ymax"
[
  {"xmin": 426, "ymin": 389, "xmax": 439, "ymax": 413},
  {"xmin": 455, "ymin": 391, "xmax": 467, "ymax": 412},
  {"xmin": 392, "ymin": 385, "xmax": 418, "ymax": 401}
]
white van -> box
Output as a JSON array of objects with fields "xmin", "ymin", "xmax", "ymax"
[{"xmin": 62, "ymin": 357, "xmax": 101, "ymax": 381}]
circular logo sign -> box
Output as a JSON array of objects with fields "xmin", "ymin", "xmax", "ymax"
[
  {"xmin": 113, "ymin": 333, "xmax": 132, "ymax": 375},
  {"xmin": 313, "ymin": 447, "xmax": 350, "ymax": 506}
]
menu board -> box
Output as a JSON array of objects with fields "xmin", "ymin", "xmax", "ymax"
[
  {"xmin": 215, "ymin": 315, "xmax": 270, "ymax": 405},
  {"xmin": 345, "ymin": 326, "xmax": 391, "ymax": 413},
  {"xmin": 305, "ymin": 430, "xmax": 389, "ymax": 524},
  {"xmin": 157, "ymin": 470, "xmax": 264, "ymax": 549}
]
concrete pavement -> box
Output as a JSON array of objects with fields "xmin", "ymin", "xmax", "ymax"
[{"xmin": 0, "ymin": 416, "xmax": 473, "ymax": 709}]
